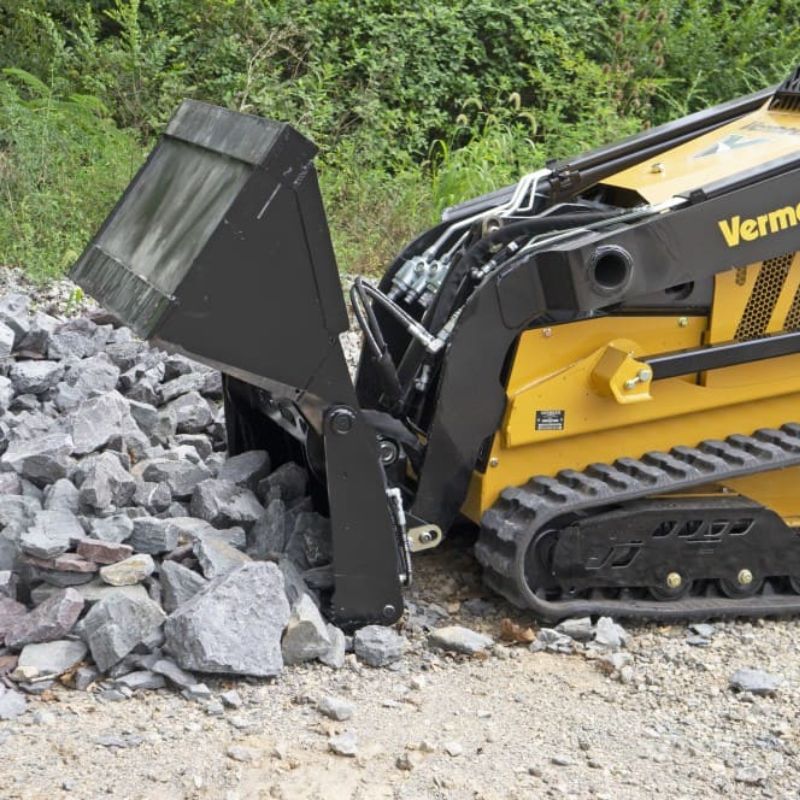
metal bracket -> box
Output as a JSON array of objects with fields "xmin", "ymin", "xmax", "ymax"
[{"xmin": 407, "ymin": 524, "xmax": 443, "ymax": 552}]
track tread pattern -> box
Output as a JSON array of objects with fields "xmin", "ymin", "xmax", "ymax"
[{"xmin": 476, "ymin": 424, "xmax": 800, "ymax": 622}]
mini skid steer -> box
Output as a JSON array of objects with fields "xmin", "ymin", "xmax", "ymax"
[{"xmin": 72, "ymin": 67, "xmax": 800, "ymax": 628}]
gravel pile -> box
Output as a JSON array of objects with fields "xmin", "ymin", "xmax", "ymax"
[{"xmin": 0, "ymin": 289, "xmax": 396, "ymax": 717}]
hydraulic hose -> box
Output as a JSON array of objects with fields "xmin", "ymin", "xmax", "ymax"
[{"xmin": 426, "ymin": 209, "xmax": 626, "ymax": 335}]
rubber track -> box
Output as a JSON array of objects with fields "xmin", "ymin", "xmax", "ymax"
[{"xmin": 475, "ymin": 423, "xmax": 800, "ymax": 622}]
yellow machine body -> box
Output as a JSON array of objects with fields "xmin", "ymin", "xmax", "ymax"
[{"xmin": 463, "ymin": 97, "xmax": 800, "ymax": 526}]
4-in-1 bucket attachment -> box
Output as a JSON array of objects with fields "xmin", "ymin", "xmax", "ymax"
[{"xmin": 71, "ymin": 100, "xmax": 404, "ymax": 628}]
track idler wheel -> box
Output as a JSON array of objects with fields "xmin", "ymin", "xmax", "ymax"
[
  {"xmin": 719, "ymin": 569, "xmax": 763, "ymax": 598},
  {"xmin": 649, "ymin": 571, "xmax": 693, "ymax": 601}
]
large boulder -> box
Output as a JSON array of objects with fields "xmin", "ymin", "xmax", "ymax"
[{"xmin": 164, "ymin": 562, "xmax": 290, "ymax": 677}]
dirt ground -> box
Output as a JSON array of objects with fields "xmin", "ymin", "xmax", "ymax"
[{"xmin": 3, "ymin": 534, "xmax": 800, "ymax": 800}]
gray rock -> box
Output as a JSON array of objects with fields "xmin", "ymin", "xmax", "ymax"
[
  {"xmin": 88, "ymin": 513, "xmax": 134, "ymax": 543},
  {"xmin": 220, "ymin": 689, "xmax": 242, "ymax": 709},
  {"xmin": 318, "ymin": 694, "xmax": 354, "ymax": 721},
  {"xmin": 16, "ymin": 312, "xmax": 56, "ymax": 358},
  {"xmin": 104, "ymin": 340, "xmax": 143, "ymax": 372},
  {"xmin": 164, "ymin": 562, "xmax": 290, "ymax": 677},
  {"xmin": 282, "ymin": 593, "xmax": 331, "ymax": 665},
  {"xmin": 734, "ymin": 765, "xmax": 767, "ymax": 786},
  {"xmin": 531, "ymin": 628, "xmax": 574, "ymax": 654},
  {"xmin": 31, "ymin": 578, "xmax": 149, "ymax": 607},
  {"xmin": 730, "ymin": 668, "xmax": 783, "ymax": 696},
  {"xmin": 257, "ymin": 462, "xmax": 308, "ymax": 504},
  {"xmin": 133, "ymin": 480, "xmax": 172, "ymax": 513},
  {"xmin": 193, "ymin": 535, "xmax": 251, "ymax": 579},
  {"xmin": 73, "ymin": 665, "xmax": 100, "ymax": 690},
  {"xmin": 593, "ymin": 617, "xmax": 629, "ymax": 650},
  {"xmin": 127, "ymin": 400, "xmax": 162, "ymax": 440},
  {"xmin": 353, "ymin": 625, "xmax": 406, "ymax": 667},
  {"xmin": 63, "ymin": 353, "xmax": 119, "ymax": 398},
  {"xmin": 77, "ymin": 453, "xmax": 137, "ymax": 511},
  {"xmin": 137, "ymin": 458, "xmax": 212, "ymax": 499},
  {"xmin": 99, "ymin": 553, "xmax": 155, "ymax": 586},
  {"xmin": 19, "ymin": 509, "xmax": 83, "ymax": 559},
  {"xmin": 217, "ymin": 451, "xmax": 270, "ymax": 491},
  {"xmin": 129, "ymin": 517, "xmax": 179, "ymax": 554},
  {"xmin": 190, "ymin": 479, "xmax": 263, "ymax": 529},
  {"xmin": 689, "ymin": 622, "xmax": 716, "ymax": 638},
  {"xmin": 0, "ymin": 321, "xmax": 14, "ymax": 359},
  {"xmin": 162, "ymin": 354, "xmax": 196, "ymax": 382},
  {"xmin": 69, "ymin": 392, "xmax": 133, "ymax": 455},
  {"xmin": 277, "ymin": 557, "xmax": 310, "ymax": 608},
  {"xmin": 17, "ymin": 639, "xmax": 88, "ymax": 676},
  {"xmin": 158, "ymin": 561, "xmax": 207, "ymax": 614},
  {"xmin": 165, "ymin": 391, "xmax": 213, "ymax": 434},
  {"xmin": 320, "ymin": 624, "xmax": 346, "ymax": 670},
  {"xmin": 79, "ymin": 592, "xmax": 166, "ymax": 671},
  {"xmin": 175, "ymin": 434, "xmax": 212, "ymax": 460},
  {"xmin": 9, "ymin": 360, "xmax": 63, "ymax": 395},
  {"xmin": 248, "ymin": 498, "xmax": 289, "ymax": 559},
  {"xmin": 0, "ymin": 596, "xmax": 27, "ymax": 639},
  {"xmin": 114, "ymin": 669, "xmax": 166, "ymax": 691},
  {"xmin": 48, "ymin": 328, "xmax": 98, "ymax": 360},
  {"xmin": 293, "ymin": 511, "xmax": 332, "ymax": 568},
  {"xmin": 0, "ymin": 570, "xmax": 17, "ymax": 600},
  {"xmin": 556, "ymin": 617, "xmax": 595, "ymax": 642},
  {"xmin": 0, "ymin": 292, "xmax": 31, "ymax": 340},
  {"xmin": 0, "ymin": 471, "xmax": 21, "ymax": 494},
  {"xmin": 150, "ymin": 657, "xmax": 196, "ymax": 689},
  {"xmin": 5, "ymin": 588, "xmax": 84, "ymax": 648},
  {"xmin": 328, "ymin": 730, "xmax": 358, "ymax": 757},
  {"xmin": 428, "ymin": 625, "xmax": 493, "ymax": 655},
  {"xmin": 3, "ymin": 433, "xmax": 73, "ymax": 487},
  {"xmin": 0, "ymin": 689, "xmax": 27, "ymax": 720},
  {"xmin": 201, "ymin": 371, "xmax": 222, "ymax": 399},
  {"xmin": 0, "ymin": 495, "xmax": 39, "ymax": 528},
  {"xmin": 166, "ymin": 517, "xmax": 246, "ymax": 550},
  {"xmin": 43, "ymin": 479, "xmax": 80, "ymax": 514},
  {"xmin": 160, "ymin": 372, "xmax": 207, "ymax": 403},
  {"xmin": 76, "ymin": 539, "xmax": 133, "ymax": 565}
]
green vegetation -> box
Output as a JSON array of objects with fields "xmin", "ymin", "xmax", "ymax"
[{"xmin": 1, "ymin": 1, "xmax": 798, "ymax": 280}]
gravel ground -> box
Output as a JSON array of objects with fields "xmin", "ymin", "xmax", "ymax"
[
  {"xmin": 1, "ymin": 265, "xmax": 799, "ymax": 799},
  {"xmin": 3, "ymin": 536, "xmax": 800, "ymax": 800}
]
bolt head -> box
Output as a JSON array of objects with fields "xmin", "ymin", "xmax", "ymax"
[
  {"xmin": 329, "ymin": 408, "xmax": 356, "ymax": 434},
  {"xmin": 489, "ymin": 458, "xmax": 499, "ymax": 468},
  {"xmin": 666, "ymin": 572, "xmax": 682, "ymax": 589},
  {"xmin": 738, "ymin": 568, "xmax": 753, "ymax": 586},
  {"xmin": 637, "ymin": 368, "xmax": 652, "ymax": 382},
  {"xmin": 382, "ymin": 604, "xmax": 397, "ymax": 620},
  {"xmin": 678, "ymin": 316, "xmax": 689, "ymax": 327}
]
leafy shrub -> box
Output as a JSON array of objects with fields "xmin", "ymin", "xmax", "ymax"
[
  {"xmin": 0, "ymin": 68, "xmax": 143, "ymax": 280},
  {"xmin": 0, "ymin": 0, "xmax": 798, "ymax": 277}
]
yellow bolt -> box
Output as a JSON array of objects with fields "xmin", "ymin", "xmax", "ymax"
[
  {"xmin": 738, "ymin": 569, "xmax": 753, "ymax": 586},
  {"xmin": 666, "ymin": 572, "xmax": 682, "ymax": 589}
]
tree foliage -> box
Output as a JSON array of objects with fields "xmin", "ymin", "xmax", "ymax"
[{"xmin": 0, "ymin": 0, "xmax": 798, "ymax": 278}]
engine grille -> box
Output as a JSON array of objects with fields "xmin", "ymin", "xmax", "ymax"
[{"xmin": 735, "ymin": 254, "xmax": 794, "ymax": 340}]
